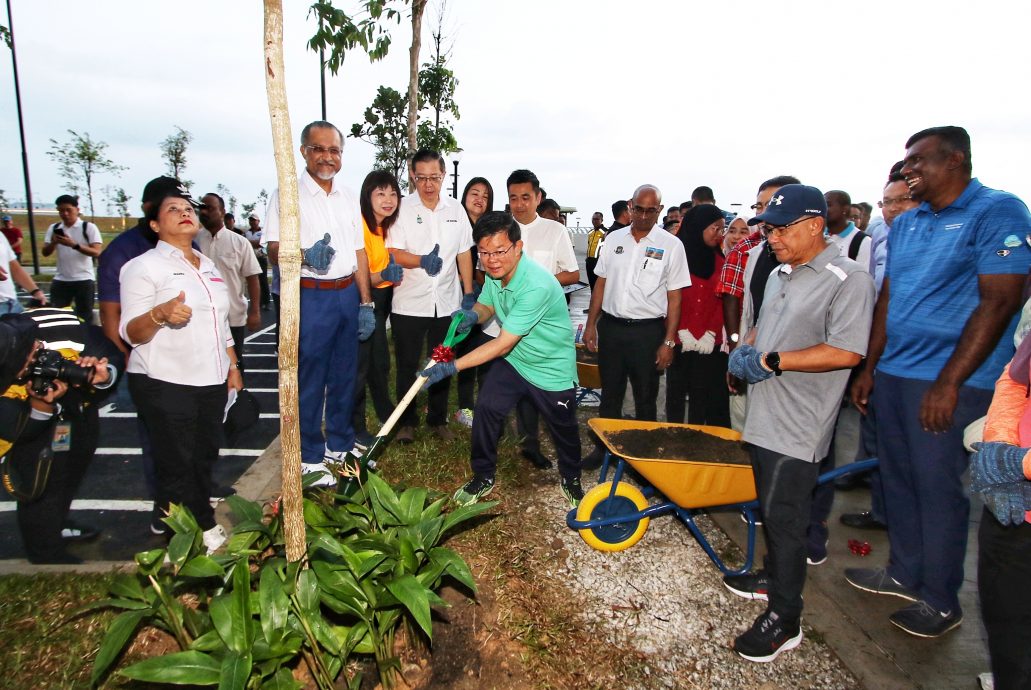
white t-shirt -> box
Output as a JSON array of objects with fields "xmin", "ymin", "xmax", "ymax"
[
  {"xmin": 387, "ymin": 193, "xmax": 474, "ymax": 317},
  {"xmin": 119, "ymin": 241, "xmax": 233, "ymax": 386},
  {"xmin": 0, "ymin": 232, "xmax": 16, "ymax": 304},
  {"xmin": 826, "ymin": 223, "xmax": 872, "ymax": 274},
  {"xmin": 196, "ymin": 227, "xmax": 261, "ymax": 327},
  {"xmin": 263, "ymin": 170, "xmax": 363, "ymax": 280},
  {"xmin": 45, "ymin": 219, "xmax": 102, "ymax": 281},
  {"xmin": 244, "ymin": 227, "xmax": 264, "ymax": 258},
  {"xmin": 594, "ymin": 225, "xmax": 691, "ymax": 319}
]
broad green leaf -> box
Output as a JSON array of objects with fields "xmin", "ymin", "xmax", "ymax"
[
  {"xmin": 167, "ymin": 532, "xmax": 194, "ymax": 570},
  {"xmin": 302, "ymin": 500, "xmax": 331, "ymax": 528},
  {"xmin": 226, "ymin": 494, "xmax": 264, "ymax": 524},
  {"xmin": 259, "ymin": 565, "xmax": 289, "ymax": 645},
  {"xmin": 225, "ymin": 529, "xmax": 263, "ymax": 554},
  {"xmin": 398, "ymin": 534, "xmax": 419, "ymax": 574},
  {"xmin": 344, "ymin": 621, "xmax": 375, "ymax": 655},
  {"xmin": 209, "ymin": 595, "xmax": 233, "ymax": 649},
  {"xmin": 295, "ymin": 569, "xmax": 320, "ymax": 616},
  {"xmin": 74, "ymin": 597, "xmax": 150, "ymax": 615},
  {"xmin": 109, "ymin": 573, "xmax": 146, "ymax": 601},
  {"xmin": 441, "ymin": 499, "xmax": 498, "ymax": 535},
  {"xmin": 428, "ymin": 547, "xmax": 477, "ymax": 592},
  {"xmin": 229, "ymin": 558, "xmax": 254, "ymax": 652},
  {"xmin": 260, "ymin": 667, "xmax": 303, "ymax": 690},
  {"xmin": 165, "ymin": 503, "xmax": 201, "ymax": 534},
  {"xmin": 398, "ymin": 486, "xmax": 427, "ymax": 524},
  {"xmin": 179, "ymin": 555, "xmax": 226, "ymax": 579},
  {"xmin": 420, "ymin": 496, "xmax": 446, "ymax": 521},
  {"xmin": 416, "ymin": 514, "xmax": 444, "ymax": 549},
  {"xmin": 90, "ymin": 609, "xmax": 146, "ymax": 685},
  {"xmin": 182, "ymin": 605, "xmax": 211, "ymax": 640},
  {"xmin": 251, "ymin": 630, "xmax": 302, "ymax": 662},
  {"xmin": 134, "ymin": 548, "xmax": 165, "ymax": 570},
  {"xmin": 218, "ymin": 650, "xmax": 252, "ymax": 690},
  {"xmin": 365, "ymin": 472, "xmax": 405, "ymax": 525},
  {"xmin": 118, "ymin": 650, "xmax": 220, "ymax": 684},
  {"xmin": 385, "ymin": 574, "xmax": 432, "ymax": 638},
  {"xmin": 189, "ymin": 629, "xmax": 224, "ymax": 652}
]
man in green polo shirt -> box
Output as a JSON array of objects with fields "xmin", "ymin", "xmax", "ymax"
[{"xmin": 420, "ymin": 211, "xmax": 584, "ymax": 507}]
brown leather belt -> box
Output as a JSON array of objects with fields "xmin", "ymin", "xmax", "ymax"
[{"xmin": 300, "ymin": 275, "xmax": 354, "ymax": 290}]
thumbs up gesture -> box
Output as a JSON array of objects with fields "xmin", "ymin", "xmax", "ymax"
[
  {"xmin": 419, "ymin": 243, "xmax": 443, "ymax": 276},
  {"xmin": 302, "ymin": 233, "xmax": 336, "ymax": 272},
  {"xmin": 380, "ymin": 254, "xmax": 404, "ymax": 283},
  {"xmin": 156, "ymin": 290, "xmax": 192, "ymax": 327}
]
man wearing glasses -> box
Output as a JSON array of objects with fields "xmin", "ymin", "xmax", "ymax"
[
  {"xmin": 263, "ymin": 120, "xmax": 375, "ymax": 488},
  {"xmin": 724, "ymin": 184, "xmax": 875, "ymax": 662},
  {"xmin": 387, "ymin": 148, "xmax": 475, "ymax": 444},
  {"xmin": 581, "ymin": 184, "xmax": 690, "ymax": 469}
]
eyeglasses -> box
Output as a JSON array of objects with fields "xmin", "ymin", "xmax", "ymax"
[
  {"xmin": 414, "ymin": 175, "xmax": 444, "ymax": 185},
  {"xmin": 877, "ymin": 195, "xmax": 914, "ymax": 208},
  {"xmin": 631, "ymin": 205, "xmax": 661, "ymax": 215},
  {"xmin": 750, "ymin": 202, "xmax": 765, "ymax": 212},
  {"xmin": 163, "ymin": 204, "xmax": 197, "ymax": 216},
  {"xmin": 763, "ymin": 216, "xmax": 813, "ymax": 237},
  {"xmin": 477, "ymin": 244, "xmax": 516, "ymax": 260},
  {"xmin": 303, "ymin": 144, "xmax": 343, "ymax": 157}
]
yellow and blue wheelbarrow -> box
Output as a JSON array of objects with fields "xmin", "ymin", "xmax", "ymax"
[{"xmin": 566, "ymin": 419, "xmax": 878, "ymax": 576}]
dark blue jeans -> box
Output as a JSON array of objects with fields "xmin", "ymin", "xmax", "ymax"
[
  {"xmin": 874, "ymin": 371, "xmax": 993, "ymax": 614},
  {"xmin": 979, "ymin": 507, "xmax": 1031, "ymax": 689}
]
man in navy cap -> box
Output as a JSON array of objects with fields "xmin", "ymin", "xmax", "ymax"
[{"xmin": 722, "ymin": 184, "xmax": 875, "ymax": 662}]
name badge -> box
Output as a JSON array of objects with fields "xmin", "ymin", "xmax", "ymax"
[{"xmin": 52, "ymin": 422, "xmax": 72, "ymax": 452}]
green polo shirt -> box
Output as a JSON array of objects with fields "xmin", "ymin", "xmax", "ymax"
[{"xmin": 479, "ymin": 255, "xmax": 577, "ymax": 391}]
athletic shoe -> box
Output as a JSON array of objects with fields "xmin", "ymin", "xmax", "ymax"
[
  {"xmin": 395, "ymin": 426, "xmax": 416, "ymax": 444},
  {"xmin": 560, "ymin": 475, "xmax": 584, "ymax": 507},
  {"xmin": 807, "ymin": 536, "xmax": 828, "ymax": 566},
  {"xmin": 301, "ymin": 461, "xmax": 337, "ymax": 488},
  {"xmin": 844, "ymin": 567, "xmax": 918, "ymax": 602},
  {"xmin": 979, "ymin": 672, "xmax": 996, "ymax": 690},
  {"xmin": 889, "ymin": 600, "xmax": 962, "ymax": 638},
  {"xmin": 576, "ymin": 388, "xmax": 601, "ymax": 407},
  {"xmin": 353, "ymin": 431, "xmax": 376, "ymax": 451},
  {"xmin": 454, "ymin": 408, "xmax": 474, "ymax": 428},
  {"xmin": 453, "ymin": 475, "xmax": 495, "ymax": 506},
  {"xmin": 61, "ymin": 522, "xmax": 100, "ymax": 542},
  {"xmin": 432, "ymin": 425, "xmax": 456, "ymax": 442},
  {"xmin": 733, "ymin": 610, "xmax": 803, "ymax": 663},
  {"xmin": 723, "ymin": 569, "xmax": 770, "ymax": 601},
  {"xmin": 521, "ymin": 448, "xmax": 553, "ymax": 470},
  {"xmin": 839, "ymin": 511, "xmax": 887, "ymax": 530},
  {"xmin": 202, "ymin": 524, "xmax": 227, "ymax": 554},
  {"xmin": 210, "ymin": 484, "xmax": 237, "ymax": 499}
]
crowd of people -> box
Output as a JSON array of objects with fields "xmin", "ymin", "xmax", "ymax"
[{"xmin": 1, "ymin": 122, "xmax": 1030, "ymax": 685}]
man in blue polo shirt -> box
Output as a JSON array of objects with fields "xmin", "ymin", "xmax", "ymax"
[
  {"xmin": 420, "ymin": 211, "xmax": 583, "ymax": 508},
  {"xmin": 845, "ymin": 126, "xmax": 1031, "ymax": 638}
]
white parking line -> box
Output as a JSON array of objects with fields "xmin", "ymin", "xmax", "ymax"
[
  {"xmin": 97, "ymin": 448, "xmax": 263, "ymax": 457},
  {"xmin": 100, "ymin": 410, "xmax": 280, "ymax": 419},
  {"xmin": 0, "ymin": 499, "xmax": 154, "ymax": 513}
]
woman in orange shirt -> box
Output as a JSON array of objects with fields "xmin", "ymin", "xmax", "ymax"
[{"xmin": 353, "ymin": 170, "xmax": 404, "ymax": 447}]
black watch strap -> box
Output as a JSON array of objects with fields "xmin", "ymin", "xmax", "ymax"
[{"xmin": 766, "ymin": 351, "xmax": 783, "ymax": 376}]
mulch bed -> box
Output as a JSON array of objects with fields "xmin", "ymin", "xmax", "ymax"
[{"xmin": 606, "ymin": 428, "xmax": 750, "ymax": 465}]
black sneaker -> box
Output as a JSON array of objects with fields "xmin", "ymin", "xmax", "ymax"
[
  {"xmin": 839, "ymin": 511, "xmax": 887, "ymax": 530},
  {"xmin": 723, "ymin": 569, "xmax": 769, "ymax": 601},
  {"xmin": 210, "ymin": 484, "xmax": 237, "ymax": 499},
  {"xmin": 733, "ymin": 610, "xmax": 803, "ymax": 663},
  {"xmin": 844, "ymin": 567, "xmax": 918, "ymax": 602},
  {"xmin": 889, "ymin": 600, "xmax": 962, "ymax": 638},
  {"xmin": 453, "ymin": 475, "xmax": 495, "ymax": 506},
  {"xmin": 521, "ymin": 448, "xmax": 553, "ymax": 470},
  {"xmin": 61, "ymin": 521, "xmax": 100, "ymax": 542},
  {"xmin": 560, "ymin": 475, "xmax": 584, "ymax": 507}
]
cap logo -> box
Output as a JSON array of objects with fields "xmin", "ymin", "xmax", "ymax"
[
  {"xmin": 771, "ymin": 194, "xmax": 784, "ymax": 206},
  {"xmin": 177, "ymin": 183, "xmax": 190, "ymax": 195}
]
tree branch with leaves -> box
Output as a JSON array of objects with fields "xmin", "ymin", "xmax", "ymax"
[{"xmin": 46, "ymin": 130, "xmax": 125, "ymax": 217}]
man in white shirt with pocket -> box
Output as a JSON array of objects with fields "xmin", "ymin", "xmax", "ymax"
[{"xmin": 43, "ymin": 194, "xmax": 103, "ymax": 323}]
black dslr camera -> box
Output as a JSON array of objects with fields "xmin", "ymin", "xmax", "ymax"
[{"xmin": 27, "ymin": 348, "xmax": 93, "ymax": 396}]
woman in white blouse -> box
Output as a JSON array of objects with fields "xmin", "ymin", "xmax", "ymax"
[{"xmin": 119, "ymin": 186, "xmax": 242, "ymax": 553}]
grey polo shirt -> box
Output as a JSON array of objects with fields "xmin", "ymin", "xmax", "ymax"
[{"xmin": 743, "ymin": 243, "xmax": 875, "ymax": 462}]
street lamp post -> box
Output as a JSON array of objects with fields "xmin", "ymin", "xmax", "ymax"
[
  {"xmin": 5, "ymin": 0, "xmax": 39, "ymax": 273},
  {"xmin": 450, "ymin": 150, "xmax": 463, "ymax": 199}
]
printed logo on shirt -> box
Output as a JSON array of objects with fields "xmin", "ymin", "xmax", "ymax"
[
  {"xmin": 173, "ymin": 272, "xmax": 185, "ymax": 276},
  {"xmin": 644, "ymin": 247, "xmax": 665, "ymax": 260},
  {"xmin": 614, "ymin": 246, "xmax": 624, "ymax": 254},
  {"xmin": 998, "ymin": 249, "xmax": 1012, "ymax": 257},
  {"xmin": 944, "ymin": 223, "xmax": 963, "ymax": 231},
  {"xmin": 1004, "ymin": 234, "xmax": 1022, "ymax": 248},
  {"xmin": 416, "ymin": 215, "xmax": 423, "ymax": 224},
  {"xmin": 446, "ymin": 219, "xmax": 457, "ymax": 223},
  {"xmin": 210, "ymin": 277, "xmax": 224, "ymax": 282}
]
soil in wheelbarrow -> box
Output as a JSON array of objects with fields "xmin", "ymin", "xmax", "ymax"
[{"xmin": 607, "ymin": 427, "xmax": 750, "ymax": 465}]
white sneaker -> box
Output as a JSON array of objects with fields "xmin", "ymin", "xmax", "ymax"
[
  {"xmin": 454, "ymin": 408, "xmax": 474, "ymax": 427},
  {"xmin": 576, "ymin": 388, "xmax": 601, "ymax": 407},
  {"xmin": 203, "ymin": 524, "xmax": 227, "ymax": 554},
  {"xmin": 979, "ymin": 672, "xmax": 995, "ymax": 690},
  {"xmin": 302, "ymin": 461, "xmax": 338, "ymax": 488}
]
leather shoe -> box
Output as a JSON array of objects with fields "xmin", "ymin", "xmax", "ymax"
[
  {"xmin": 582, "ymin": 446, "xmax": 607, "ymax": 470},
  {"xmin": 395, "ymin": 426, "xmax": 415, "ymax": 444},
  {"xmin": 432, "ymin": 425, "xmax": 456, "ymax": 442},
  {"xmin": 840, "ymin": 511, "xmax": 887, "ymax": 530},
  {"xmin": 521, "ymin": 448, "xmax": 553, "ymax": 469},
  {"xmin": 61, "ymin": 522, "xmax": 100, "ymax": 542}
]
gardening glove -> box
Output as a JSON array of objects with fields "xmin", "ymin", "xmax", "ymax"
[
  {"xmin": 451, "ymin": 307, "xmax": 479, "ymax": 334},
  {"xmin": 728, "ymin": 344, "xmax": 774, "ymax": 384},
  {"xmin": 970, "ymin": 441, "xmax": 1029, "ymax": 491},
  {"xmin": 302, "ymin": 233, "xmax": 335, "ymax": 271},
  {"xmin": 357, "ymin": 303, "xmax": 375, "ymax": 342},
  {"xmin": 380, "ymin": 255, "xmax": 403, "ymax": 283},
  {"xmin": 678, "ymin": 329, "xmax": 698, "ymax": 352},
  {"xmin": 697, "ymin": 330, "xmax": 716, "ymax": 355},
  {"xmin": 978, "ymin": 480, "xmax": 1031, "ymax": 526},
  {"xmin": 420, "ymin": 360, "xmax": 457, "ymax": 388},
  {"xmin": 461, "ymin": 291, "xmax": 477, "ymax": 310},
  {"xmin": 420, "ymin": 243, "xmax": 443, "ymax": 276}
]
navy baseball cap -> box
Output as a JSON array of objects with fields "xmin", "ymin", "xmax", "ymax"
[{"xmin": 748, "ymin": 184, "xmax": 827, "ymax": 226}]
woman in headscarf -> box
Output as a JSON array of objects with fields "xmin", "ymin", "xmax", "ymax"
[
  {"xmin": 666, "ymin": 204, "xmax": 730, "ymax": 426},
  {"xmin": 723, "ymin": 215, "xmax": 750, "ymax": 254}
]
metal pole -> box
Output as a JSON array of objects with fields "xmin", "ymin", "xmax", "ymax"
[
  {"xmin": 451, "ymin": 159, "xmax": 459, "ymax": 199},
  {"xmin": 6, "ymin": 0, "xmax": 38, "ymax": 273},
  {"xmin": 319, "ymin": 16, "xmax": 327, "ymax": 120}
]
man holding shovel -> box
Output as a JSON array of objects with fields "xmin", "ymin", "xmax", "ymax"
[{"xmin": 420, "ymin": 211, "xmax": 585, "ymax": 507}]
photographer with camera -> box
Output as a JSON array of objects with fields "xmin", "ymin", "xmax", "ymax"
[{"xmin": 0, "ymin": 307, "xmax": 122, "ymax": 564}]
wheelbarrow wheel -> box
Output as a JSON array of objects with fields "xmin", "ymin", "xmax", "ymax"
[{"xmin": 575, "ymin": 481, "xmax": 649, "ymax": 552}]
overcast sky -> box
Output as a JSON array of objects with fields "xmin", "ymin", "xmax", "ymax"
[{"xmin": 2, "ymin": 0, "xmax": 1030, "ymax": 226}]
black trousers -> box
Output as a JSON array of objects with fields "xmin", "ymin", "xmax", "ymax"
[
  {"xmin": 256, "ymin": 255, "xmax": 270, "ymax": 307},
  {"xmin": 597, "ymin": 313, "xmax": 664, "ymax": 422},
  {"xmin": 979, "ymin": 507, "xmax": 1031, "ymax": 690},
  {"xmin": 585, "ymin": 257, "xmax": 599, "ymax": 292},
  {"xmin": 130, "ymin": 374, "xmax": 226, "ymax": 531},
  {"xmin": 456, "ymin": 328, "xmax": 495, "ymax": 410},
  {"xmin": 230, "ymin": 325, "xmax": 246, "ymax": 373},
  {"xmin": 50, "ymin": 279, "xmax": 95, "ymax": 324},
  {"xmin": 391, "ymin": 312, "xmax": 451, "ymax": 428},
  {"xmin": 664, "ymin": 348, "xmax": 730, "ymax": 426},
  {"xmin": 16, "ymin": 407, "xmax": 99, "ymax": 561},
  {"xmin": 752, "ymin": 445, "xmax": 819, "ymax": 622},
  {"xmin": 470, "ymin": 359, "xmax": 581, "ymax": 480},
  {"xmin": 353, "ymin": 286, "xmax": 395, "ymax": 433}
]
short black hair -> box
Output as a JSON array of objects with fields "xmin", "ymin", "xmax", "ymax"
[
  {"xmin": 300, "ymin": 120, "xmax": 343, "ymax": 146},
  {"xmin": 224, "ymin": 212, "xmax": 235, "ymax": 222},
  {"xmin": 857, "ymin": 202, "xmax": 873, "ymax": 214},
  {"xmin": 55, "ymin": 194, "xmax": 78, "ymax": 207},
  {"xmin": 612, "ymin": 199, "xmax": 629, "ymax": 218},
  {"xmin": 889, "ymin": 160, "xmax": 905, "ymax": 177},
  {"xmin": 507, "ymin": 169, "xmax": 540, "ymax": 192},
  {"xmin": 757, "ymin": 175, "xmax": 801, "ymax": 193},
  {"xmin": 679, "ymin": 201, "xmax": 692, "ymax": 212},
  {"xmin": 886, "ymin": 171, "xmax": 907, "ymax": 184},
  {"xmin": 411, "ymin": 147, "xmax": 445, "ymax": 173},
  {"xmin": 537, "ymin": 198, "xmax": 561, "ymax": 214},
  {"xmin": 906, "ymin": 125, "xmax": 972, "ymax": 174},
  {"xmin": 203, "ymin": 192, "xmax": 225, "ymax": 211},
  {"xmin": 473, "ymin": 211, "xmax": 520, "ymax": 244},
  {"xmin": 826, "ymin": 190, "xmax": 851, "ymax": 207},
  {"xmin": 691, "ymin": 185, "xmax": 715, "ymax": 203}
]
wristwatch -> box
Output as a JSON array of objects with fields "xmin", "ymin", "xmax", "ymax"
[
  {"xmin": 663, "ymin": 339, "xmax": 676, "ymax": 349},
  {"xmin": 764, "ymin": 351, "xmax": 783, "ymax": 376},
  {"xmin": 729, "ymin": 332, "xmax": 740, "ymax": 343}
]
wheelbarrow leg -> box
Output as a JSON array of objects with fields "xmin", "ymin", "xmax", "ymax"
[{"xmin": 674, "ymin": 503, "xmax": 759, "ymax": 576}]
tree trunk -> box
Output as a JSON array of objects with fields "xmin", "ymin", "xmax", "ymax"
[
  {"xmin": 406, "ymin": 0, "xmax": 427, "ymax": 157},
  {"xmin": 263, "ymin": 0, "xmax": 305, "ymax": 563}
]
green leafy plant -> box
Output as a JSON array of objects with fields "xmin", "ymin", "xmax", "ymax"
[{"xmin": 81, "ymin": 473, "xmax": 496, "ymax": 689}]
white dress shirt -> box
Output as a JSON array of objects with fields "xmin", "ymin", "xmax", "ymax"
[
  {"xmin": 45, "ymin": 219, "xmax": 102, "ymax": 281},
  {"xmin": 119, "ymin": 241, "xmax": 233, "ymax": 386},
  {"xmin": 263, "ymin": 170, "xmax": 363, "ymax": 280},
  {"xmin": 594, "ymin": 225, "xmax": 691, "ymax": 319},
  {"xmin": 196, "ymin": 227, "xmax": 261, "ymax": 327},
  {"xmin": 387, "ymin": 194, "xmax": 474, "ymax": 317}
]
